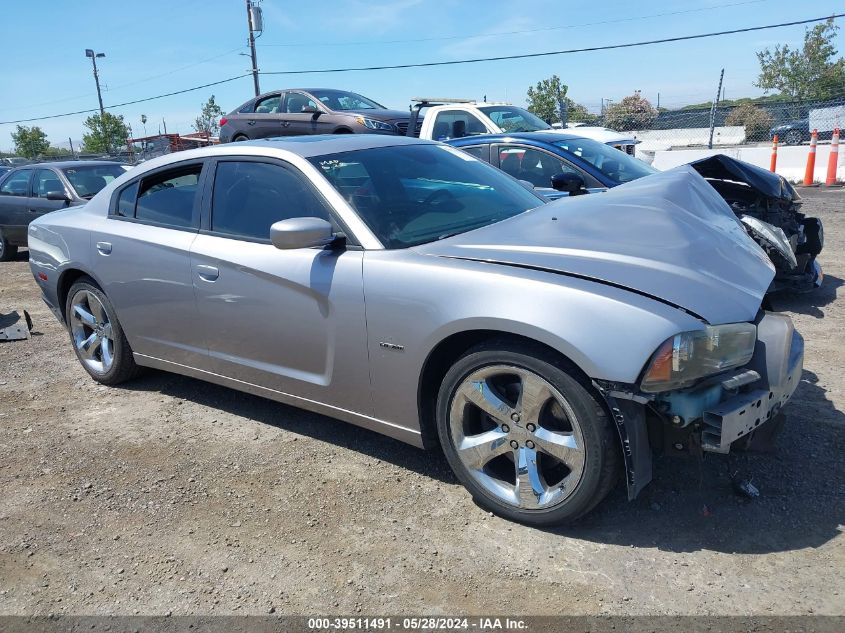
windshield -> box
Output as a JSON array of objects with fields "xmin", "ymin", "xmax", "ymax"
[
  {"xmin": 62, "ymin": 164, "xmax": 125, "ymax": 198},
  {"xmin": 310, "ymin": 144, "xmax": 543, "ymax": 249},
  {"xmin": 554, "ymin": 137, "xmax": 657, "ymax": 185},
  {"xmin": 478, "ymin": 106, "xmax": 551, "ymax": 132},
  {"xmin": 309, "ymin": 89, "xmax": 385, "ymax": 111}
]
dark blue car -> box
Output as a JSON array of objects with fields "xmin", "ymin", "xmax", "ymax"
[{"xmin": 447, "ymin": 131, "xmax": 656, "ymax": 199}]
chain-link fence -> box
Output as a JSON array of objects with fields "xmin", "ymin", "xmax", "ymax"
[{"xmin": 576, "ymin": 94, "xmax": 845, "ymax": 153}]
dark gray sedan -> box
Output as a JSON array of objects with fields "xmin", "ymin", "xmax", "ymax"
[
  {"xmin": 219, "ymin": 88, "xmax": 413, "ymax": 142},
  {"xmin": 0, "ymin": 161, "xmax": 125, "ymax": 260}
]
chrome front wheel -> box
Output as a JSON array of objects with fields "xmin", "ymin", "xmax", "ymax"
[
  {"xmin": 449, "ymin": 365, "xmax": 586, "ymax": 510},
  {"xmin": 437, "ymin": 343, "xmax": 620, "ymax": 525}
]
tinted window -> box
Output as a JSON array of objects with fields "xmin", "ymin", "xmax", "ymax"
[
  {"xmin": 115, "ymin": 181, "xmax": 139, "ymax": 217},
  {"xmin": 498, "ymin": 146, "xmax": 581, "ymax": 188},
  {"xmin": 63, "ymin": 165, "xmax": 125, "ymax": 198},
  {"xmin": 311, "ymin": 144, "xmax": 542, "ymax": 249},
  {"xmin": 285, "ymin": 92, "xmax": 319, "ymax": 113},
  {"xmin": 34, "ymin": 169, "xmax": 65, "ymax": 198},
  {"xmin": 135, "ymin": 165, "xmax": 201, "ymax": 227},
  {"xmin": 459, "ymin": 145, "xmax": 490, "ymax": 162},
  {"xmin": 0, "ymin": 169, "xmax": 32, "ymax": 196},
  {"xmin": 211, "ymin": 161, "xmax": 330, "ymax": 240},
  {"xmin": 309, "ymin": 89, "xmax": 384, "ymax": 111},
  {"xmin": 254, "ymin": 94, "xmax": 282, "ymax": 114}
]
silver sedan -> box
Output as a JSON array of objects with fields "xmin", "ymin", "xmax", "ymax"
[{"xmin": 27, "ymin": 135, "xmax": 803, "ymax": 525}]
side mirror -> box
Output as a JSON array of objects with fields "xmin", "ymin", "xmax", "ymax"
[
  {"xmin": 45, "ymin": 190, "xmax": 70, "ymax": 202},
  {"xmin": 270, "ymin": 217, "xmax": 335, "ymax": 250},
  {"xmin": 551, "ymin": 172, "xmax": 587, "ymax": 195},
  {"xmin": 301, "ymin": 105, "xmax": 322, "ymax": 115}
]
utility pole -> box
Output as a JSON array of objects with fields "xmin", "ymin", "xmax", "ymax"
[
  {"xmin": 85, "ymin": 49, "xmax": 108, "ymax": 152},
  {"xmin": 708, "ymin": 68, "xmax": 725, "ymax": 150},
  {"xmin": 246, "ymin": 0, "xmax": 263, "ymax": 96}
]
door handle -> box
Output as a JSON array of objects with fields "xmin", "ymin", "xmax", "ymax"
[
  {"xmin": 196, "ymin": 264, "xmax": 219, "ymax": 282},
  {"xmin": 96, "ymin": 241, "xmax": 112, "ymax": 255},
  {"xmin": 281, "ymin": 121, "xmax": 290, "ymax": 127},
  {"xmin": 246, "ymin": 120, "xmax": 256, "ymax": 126}
]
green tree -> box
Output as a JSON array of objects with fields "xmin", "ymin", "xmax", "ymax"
[
  {"xmin": 11, "ymin": 125, "xmax": 50, "ymax": 158},
  {"xmin": 82, "ymin": 112, "xmax": 129, "ymax": 154},
  {"xmin": 603, "ymin": 92, "xmax": 658, "ymax": 131},
  {"xmin": 725, "ymin": 104, "xmax": 773, "ymax": 142},
  {"xmin": 756, "ymin": 17, "xmax": 845, "ymax": 107},
  {"xmin": 193, "ymin": 95, "xmax": 224, "ymax": 137},
  {"xmin": 526, "ymin": 75, "xmax": 597, "ymax": 125}
]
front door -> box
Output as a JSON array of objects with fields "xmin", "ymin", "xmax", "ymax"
[
  {"xmin": 29, "ymin": 168, "xmax": 72, "ymax": 218},
  {"xmin": 281, "ymin": 92, "xmax": 333, "ymax": 136},
  {"xmin": 189, "ymin": 157, "xmax": 371, "ymax": 415}
]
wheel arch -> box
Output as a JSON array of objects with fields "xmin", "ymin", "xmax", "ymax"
[
  {"xmin": 333, "ymin": 127, "xmax": 354, "ymax": 134},
  {"xmin": 56, "ymin": 267, "xmax": 103, "ymax": 324},
  {"xmin": 416, "ymin": 329, "xmax": 594, "ymax": 449}
]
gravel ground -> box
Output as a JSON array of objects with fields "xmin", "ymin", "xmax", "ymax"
[{"xmin": 0, "ymin": 188, "xmax": 842, "ymax": 617}]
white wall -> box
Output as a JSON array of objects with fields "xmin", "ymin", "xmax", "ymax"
[
  {"xmin": 651, "ymin": 145, "xmax": 845, "ymax": 184},
  {"xmin": 632, "ymin": 126, "xmax": 746, "ymax": 151}
]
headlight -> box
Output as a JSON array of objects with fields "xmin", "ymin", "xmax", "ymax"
[
  {"xmin": 640, "ymin": 323, "xmax": 757, "ymax": 393},
  {"xmin": 355, "ymin": 116, "xmax": 394, "ymax": 131}
]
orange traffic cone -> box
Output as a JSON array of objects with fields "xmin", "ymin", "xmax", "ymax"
[
  {"xmin": 825, "ymin": 128, "xmax": 840, "ymax": 186},
  {"xmin": 770, "ymin": 134, "xmax": 778, "ymax": 172},
  {"xmin": 803, "ymin": 129, "xmax": 818, "ymax": 185}
]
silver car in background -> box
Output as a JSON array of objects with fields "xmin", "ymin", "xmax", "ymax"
[{"xmin": 28, "ymin": 135, "xmax": 803, "ymax": 525}]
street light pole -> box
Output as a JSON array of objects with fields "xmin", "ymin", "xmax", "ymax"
[
  {"xmin": 245, "ymin": 0, "xmax": 262, "ymax": 96},
  {"xmin": 85, "ymin": 49, "xmax": 108, "ymax": 152}
]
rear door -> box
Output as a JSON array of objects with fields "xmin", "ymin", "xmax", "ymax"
[
  {"xmin": 189, "ymin": 157, "xmax": 372, "ymax": 414},
  {"xmin": 93, "ymin": 160, "xmax": 208, "ymax": 366},
  {"xmin": 246, "ymin": 92, "xmax": 285, "ymax": 139},
  {"xmin": 0, "ymin": 168, "xmax": 34, "ymax": 244}
]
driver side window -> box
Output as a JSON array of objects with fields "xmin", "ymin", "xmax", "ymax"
[
  {"xmin": 498, "ymin": 145, "xmax": 581, "ymax": 188},
  {"xmin": 211, "ymin": 161, "xmax": 331, "ymax": 241}
]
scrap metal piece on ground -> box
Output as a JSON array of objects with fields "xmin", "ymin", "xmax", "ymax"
[
  {"xmin": 731, "ymin": 475, "xmax": 761, "ymax": 499},
  {"xmin": 0, "ymin": 310, "xmax": 33, "ymax": 341}
]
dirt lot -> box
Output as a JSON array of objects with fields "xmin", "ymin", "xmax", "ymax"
[{"xmin": 0, "ymin": 188, "xmax": 843, "ymax": 617}]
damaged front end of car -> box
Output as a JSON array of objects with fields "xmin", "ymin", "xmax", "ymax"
[
  {"xmin": 594, "ymin": 310, "xmax": 803, "ymax": 499},
  {"xmin": 689, "ymin": 154, "xmax": 824, "ymax": 293}
]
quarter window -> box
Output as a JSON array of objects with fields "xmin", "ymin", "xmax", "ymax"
[
  {"xmin": 134, "ymin": 165, "xmax": 202, "ymax": 228},
  {"xmin": 211, "ymin": 161, "xmax": 330, "ymax": 241},
  {"xmin": 115, "ymin": 181, "xmax": 139, "ymax": 217},
  {"xmin": 0, "ymin": 169, "xmax": 32, "ymax": 196}
]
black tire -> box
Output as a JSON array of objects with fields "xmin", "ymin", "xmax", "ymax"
[
  {"xmin": 65, "ymin": 276, "xmax": 141, "ymax": 385},
  {"xmin": 0, "ymin": 230, "xmax": 18, "ymax": 262},
  {"xmin": 232, "ymin": 134, "xmax": 249, "ymax": 142},
  {"xmin": 436, "ymin": 340, "xmax": 620, "ymax": 526},
  {"xmin": 784, "ymin": 129, "xmax": 803, "ymax": 146}
]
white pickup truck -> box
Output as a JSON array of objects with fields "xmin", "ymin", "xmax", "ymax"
[{"xmin": 410, "ymin": 98, "xmax": 639, "ymax": 155}]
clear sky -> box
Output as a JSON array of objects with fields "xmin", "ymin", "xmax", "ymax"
[{"xmin": 0, "ymin": 0, "xmax": 842, "ymax": 150}]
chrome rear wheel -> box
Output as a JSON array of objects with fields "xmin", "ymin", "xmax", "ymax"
[{"xmin": 69, "ymin": 289, "xmax": 114, "ymax": 374}]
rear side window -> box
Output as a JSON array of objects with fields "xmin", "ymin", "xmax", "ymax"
[
  {"xmin": 0, "ymin": 169, "xmax": 33, "ymax": 196},
  {"xmin": 134, "ymin": 165, "xmax": 202, "ymax": 228},
  {"xmin": 211, "ymin": 161, "xmax": 330, "ymax": 241}
]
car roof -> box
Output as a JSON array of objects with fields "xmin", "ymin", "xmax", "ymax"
[
  {"xmin": 448, "ymin": 131, "xmax": 591, "ymax": 145},
  {"xmin": 121, "ymin": 135, "xmax": 439, "ymax": 174},
  {"xmin": 9, "ymin": 160, "xmax": 124, "ymax": 170}
]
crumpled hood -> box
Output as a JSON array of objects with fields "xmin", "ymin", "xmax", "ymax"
[{"xmin": 418, "ymin": 166, "xmax": 775, "ymax": 324}]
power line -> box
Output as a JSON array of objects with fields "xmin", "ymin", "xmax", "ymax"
[
  {"xmin": 259, "ymin": 13, "xmax": 844, "ymax": 75},
  {"xmin": 257, "ymin": 0, "xmax": 771, "ymax": 48},
  {"xmin": 0, "ymin": 75, "xmax": 249, "ymax": 125}
]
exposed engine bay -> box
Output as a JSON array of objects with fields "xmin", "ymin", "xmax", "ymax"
[{"xmin": 688, "ymin": 155, "xmax": 824, "ymax": 293}]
